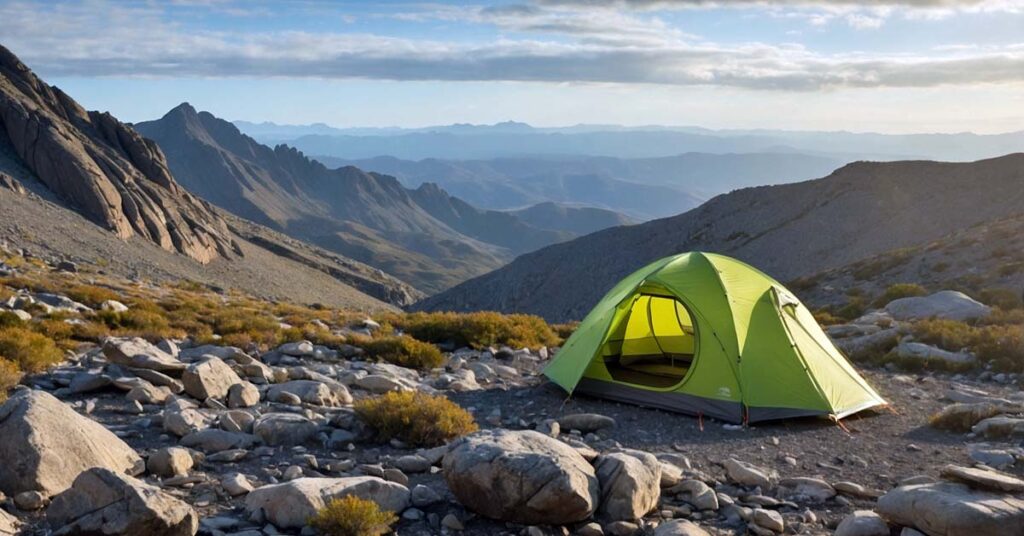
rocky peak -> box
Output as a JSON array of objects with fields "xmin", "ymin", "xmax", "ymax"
[{"xmin": 0, "ymin": 46, "xmax": 239, "ymax": 263}]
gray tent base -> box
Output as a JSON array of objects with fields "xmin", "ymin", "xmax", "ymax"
[{"xmin": 574, "ymin": 378, "xmax": 835, "ymax": 423}]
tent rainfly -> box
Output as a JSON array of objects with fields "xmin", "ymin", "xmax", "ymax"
[{"xmin": 543, "ymin": 252, "xmax": 886, "ymax": 423}]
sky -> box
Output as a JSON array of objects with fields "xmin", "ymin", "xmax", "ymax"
[{"xmin": 2, "ymin": 0, "xmax": 1023, "ymax": 133}]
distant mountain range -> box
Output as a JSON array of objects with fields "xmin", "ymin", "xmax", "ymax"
[
  {"xmin": 319, "ymin": 153, "xmax": 843, "ymax": 220},
  {"xmin": 135, "ymin": 105, "xmax": 630, "ymax": 293},
  {"xmin": 417, "ymin": 153, "xmax": 1024, "ymax": 321},
  {"xmin": 237, "ymin": 120, "xmax": 1024, "ymax": 162}
]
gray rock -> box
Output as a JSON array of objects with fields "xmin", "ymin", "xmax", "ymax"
[
  {"xmin": 894, "ymin": 342, "xmax": 975, "ymax": 367},
  {"xmin": 244, "ymin": 476, "xmax": 409, "ymax": 529},
  {"xmin": 654, "ymin": 519, "xmax": 710, "ymax": 536},
  {"xmin": 253, "ymin": 413, "xmax": 318, "ymax": 446},
  {"xmin": 410, "ymin": 484, "xmax": 441, "ymax": 507},
  {"xmin": 181, "ymin": 357, "xmax": 242, "ymax": 401},
  {"xmin": 835, "ymin": 510, "xmax": 889, "ymax": 536},
  {"xmin": 595, "ymin": 451, "xmax": 661, "ymax": 521},
  {"xmin": 0, "ymin": 390, "xmax": 142, "ymax": 496},
  {"xmin": 443, "ymin": 429, "xmax": 599, "ymax": 524},
  {"xmin": 0, "ymin": 509, "xmax": 19, "ymax": 535},
  {"xmin": 147, "ymin": 447, "xmax": 194, "ymax": 477},
  {"xmin": 47, "ymin": 468, "xmax": 198, "ymax": 536},
  {"xmin": 885, "ymin": 290, "xmax": 991, "ymax": 321},
  {"xmin": 222, "ymin": 473, "xmax": 254, "ymax": 496},
  {"xmin": 723, "ymin": 458, "xmax": 776, "ymax": 488},
  {"xmin": 672, "ymin": 480, "xmax": 718, "ymax": 511},
  {"xmin": 972, "ymin": 416, "xmax": 1024, "ymax": 438},
  {"xmin": 877, "ymin": 482, "xmax": 1024, "ymax": 536},
  {"xmin": 354, "ymin": 374, "xmax": 409, "ymax": 394},
  {"xmin": 776, "ymin": 477, "xmax": 836, "ymax": 502},
  {"xmin": 558, "ymin": 413, "xmax": 616, "ymax": 433},
  {"xmin": 267, "ymin": 380, "xmax": 351, "ymax": 406},
  {"xmin": 393, "ymin": 455, "xmax": 431, "ymax": 474},
  {"xmin": 752, "ymin": 508, "xmax": 784, "ymax": 532},
  {"xmin": 102, "ymin": 338, "xmax": 185, "ymax": 373},
  {"xmin": 227, "ymin": 382, "xmax": 260, "ymax": 408},
  {"xmin": 15, "ymin": 490, "xmax": 47, "ymax": 510},
  {"xmin": 939, "ymin": 464, "xmax": 1024, "ymax": 492},
  {"xmin": 164, "ymin": 407, "xmax": 212, "ymax": 437},
  {"xmin": 179, "ymin": 430, "xmax": 255, "ymax": 452}
]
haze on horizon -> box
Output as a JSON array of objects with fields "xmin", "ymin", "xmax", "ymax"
[{"xmin": 3, "ymin": 0, "xmax": 1023, "ymax": 135}]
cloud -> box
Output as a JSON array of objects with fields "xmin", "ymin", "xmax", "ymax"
[{"xmin": 2, "ymin": 0, "xmax": 1022, "ymax": 91}]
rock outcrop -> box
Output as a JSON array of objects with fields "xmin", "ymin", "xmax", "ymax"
[
  {"xmin": 47, "ymin": 468, "xmax": 198, "ymax": 536},
  {"xmin": 0, "ymin": 390, "xmax": 142, "ymax": 496},
  {"xmin": 0, "ymin": 45, "xmax": 239, "ymax": 264},
  {"xmin": 443, "ymin": 429, "xmax": 600, "ymax": 524}
]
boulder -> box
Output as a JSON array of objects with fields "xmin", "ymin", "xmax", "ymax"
[
  {"xmin": 752, "ymin": 508, "xmax": 784, "ymax": 532},
  {"xmin": 0, "ymin": 390, "xmax": 142, "ymax": 496},
  {"xmin": 0, "ymin": 509, "xmax": 18, "ymax": 535},
  {"xmin": 443, "ymin": 429, "xmax": 599, "ymax": 524},
  {"xmin": 244, "ymin": 476, "xmax": 409, "ymax": 529},
  {"xmin": 558, "ymin": 413, "xmax": 616, "ymax": 433},
  {"xmin": 594, "ymin": 451, "xmax": 661, "ymax": 520},
  {"xmin": 267, "ymin": 380, "xmax": 351, "ymax": 406},
  {"xmin": 253, "ymin": 413, "xmax": 318, "ymax": 446},
  {"xmin": 972, "ymin": 416, "xmax": 1024, "ymax": 439},
  {"xmin": 833, "ymin": 328, "xmax": 900, "ymax": 360},
  {"xmin": 835, "ymin": 510, "xmax": 889, "ymax": 536},
  {"xmin": 877, "ymin": 482, "xmax": 1024, "ymax": 536},
  {"xmin": 47, "ymin": 468, "xmax": 198, "ymax": 536},
  {"xmin": 181, "ymin": 357, "xmax": 242, "ymax": 401},
  {"xmin": 723, "ymin": 458, "xmax": 776, "ymax": 488},
  {"xmin": 654, "ymin": 519, "xmax": 710, "ymax": 536},
  {"xmin": 164, "ymin": 408, "xmax": 212, "ymax": 437},
  {"xmin": 227, "ymin": 382, "xmax": 260, "ymax": 408},
  {"xmin": 147, "ymin": 447, "xmax": 194, "ymax": 478},
  {"xmin": 939, "ymin": 464, "xmax": 1024, "ymax": 492},
  {"xmin": 222, "ymin": 473, "xmax": 253, "ymax": 496},
  {"xmin": 354, "ymin": 374, "xmax": 410, "ymax": 394},
  {"xmin": 671, "ymin": 479, "xmax": 718, "ymax": 511},
  {"xmin": 776, "ymin": 477, "xmax": 836, "ymax": 502},
  {"xmin": 885, "ymin": 291, "xmax": 991, "ymax": 321},
  {"xmin": 102, "ymin": 338, "xmax": 185, "ymax": 373},
  {"xmin": 894, "ymin": 342, "xmax": 975, "ymax": 367},
  {"xmin": 179, "ymin": 430, "xmax": 255, "ymax": 452}
]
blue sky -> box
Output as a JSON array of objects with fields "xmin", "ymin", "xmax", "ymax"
[{"xmin": 3, "ymin": 0, "xmax": 1023, "ymax": 133}]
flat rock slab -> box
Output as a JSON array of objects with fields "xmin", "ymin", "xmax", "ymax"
[
  {"xmin": 877, "ymin": 482, "xmax": 1024, "ymax": 536},
  {"xmin": 940, "ymin": 464, "xmax": 1024, "ymax": 493}
]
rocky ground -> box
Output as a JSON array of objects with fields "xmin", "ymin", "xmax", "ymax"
[{"xmin": 0, "ymin": 266, "xmax": 1023, "ymax": 536}]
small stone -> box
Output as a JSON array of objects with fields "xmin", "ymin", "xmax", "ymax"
[
  {"xmin": 14, "ymin": 490, "xmax": 47, "ymax": 510},
  {"xmin": 442, "ymin": 513, "xmax": 464, "ymax": 531},
  {"xmin": 835, "ymin": 510, "xmax": 889, "ymax": 536},
  {"xmin": 222, "ymin": 473, "xmax": 254, "ymax": 496},
  {"xmin": 752, "ymin": 508, "xmax": 784, "ymax": 533}
]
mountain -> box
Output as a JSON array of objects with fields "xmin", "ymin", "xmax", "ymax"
[
  {"xmin": 416, "ymin": 154, "xmax": 1024, "ymax": 322},
  {"xmin": 137, "ymin": 105, "xmax": 626, "ymax": 293},
  {"xmin": 0, "ymin": 45, "xmax": 239, "ymax": 264},
  {"xmin": 507, "ymin": 202, "xmax": 634, "ymax": 236},
  {"xmin": 237, "ymin": 120, "xmax": 1024, "ymax": 162},
  {"xmin": 320, "ymin": 153, "xmax": 842, "ymax": 220},
  {"xmin": 0, "ymin": 45, "xmax": 415, "ymax": 309}
]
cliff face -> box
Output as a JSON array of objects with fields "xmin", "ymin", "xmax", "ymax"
[{"xmin": 0, "ymin": 45, "xmax": 239, "ymax": 264}]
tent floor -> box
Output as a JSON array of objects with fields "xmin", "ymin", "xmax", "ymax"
[{"xmin": 605, "ymin": 354, "xmax": 691, "ymax": 388}]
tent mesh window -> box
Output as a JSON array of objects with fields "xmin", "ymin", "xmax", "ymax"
[{"xmin": 602, "ymin": 294, "xmax": 696, "ymax": 388}]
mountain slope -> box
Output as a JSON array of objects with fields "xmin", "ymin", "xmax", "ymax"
[
  {"xmin": 417, "ymin": 154, "xmax": 1024, "ymax": 321},
  {"xmin": 0, "ymin": 45, "xmax": 238, "ymax": 264},
  {"xmin": 135, "ymin": 105, "xmax": 509, "ymax": 293},
  {"xmin": 0, "ymin": 44, "xmax": 415, "ymax": 309},
  {"xmin": 508, "ymin": 202, "xmax": 634, "ymax": 235}
]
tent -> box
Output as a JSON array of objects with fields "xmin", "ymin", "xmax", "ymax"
[{"xmin": 544, "ymin": 252, "xmax": 886, "ymax": 423}]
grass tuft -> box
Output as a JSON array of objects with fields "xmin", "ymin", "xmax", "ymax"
[
  {"xmin": 355, "ymin": 391, "xmax": 478, "ymax": 447},
  {"xmin": 308, "ymin": 495, "xmax": 397, "ymax": 536}
]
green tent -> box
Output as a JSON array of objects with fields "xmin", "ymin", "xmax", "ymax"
[{"xmin": 544, "ymin": 252, "xmax": 886, "ymax": 423}]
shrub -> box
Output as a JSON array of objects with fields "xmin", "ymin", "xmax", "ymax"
[
  {"xmin": 355, "ymin": 391, "xmax": 478, "ymax": 447},
  {"xmin": 0, "ymin": 359, "xmax": 21, "ymax": 402},
  {"xmin": 308, "ymin": 495, "xmax": 397, "ymax": 536},
  {"xmin": 97, "ymin": 308, "xmax": 182, "ymax": 341},
  {"xmin": 873, "ymin": 283, "xmax": 927, "ymax": 307},
  {"xmin": 357, "ymin": 336, "xmax": 444, "ymax": 369},
  {"xmin": 928, "ymin": 402, "xmax": 1013, "ymax": 432},
  {"xmin": 834, "ymin": 296, "xmax": 867, "ymax": 321},
  {"xmin": 979, "ymin": 288, "xmax": 1022, "ymax": 310},
  {"xmin": 911, "ymin": 319, "xmax": 975, "ymax": 350},
  {"xmin": 63, "ymin": 284, "xmax": 119, "ymax": 308},
  {"xmin": 551, "ymin": 321, "xmax": 579, "ymax": 340},
  {"xmin": 851, "ymin": 249, "xmax": 912, "ymax": 280},
  {"xmin": 812, "ymin": 309, "xmax": 843, "ymax": 326},
  {"xmin": 971, "ymin": 324, "xmax": 1024, "ymax": 373},
  {"xmin": 0, "ymin": 328, "xmax": 63, "ymax": 372},
  {"xmin": 0, "ymin": 311, "xmax": 25, "ymax": 329},
  {"xmin": 386, "ymin": 311, "xmax": 560, "ymax": 349}
]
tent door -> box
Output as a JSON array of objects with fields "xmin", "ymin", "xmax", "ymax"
[{"xmin": 602, "ymin": 294, "xmax": 697, "ymax": 388}]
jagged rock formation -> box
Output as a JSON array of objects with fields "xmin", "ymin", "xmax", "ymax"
[
  {"xmin": 0, "ymin": 45, "xmax": 238, "ymax": 264},
  {"xmin": 418, "ymin": 154, "xmax": 1024, "ymax": 321}
]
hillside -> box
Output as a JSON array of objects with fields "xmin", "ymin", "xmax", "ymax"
[
  {"xmin": 418, "ymin": 154, "xmax": 1024, "ymax": 321},
  {"xmin": 0, "ymin": 45, "xmax": 414, "ymax": 309}
]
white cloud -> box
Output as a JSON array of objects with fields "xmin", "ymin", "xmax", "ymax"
[{"xmin": 2, "ymin": 0, "xmax": 1022, "ymax": 91}]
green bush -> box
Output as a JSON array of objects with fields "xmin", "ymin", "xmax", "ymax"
[
  {"xmin": 355, "ymin": 391, "xmax": 478, "ymax": 447},
  {"xmin": 385, "ymin": 311, "xmax": 560, "ymax": 349},
  {"xmin": 357, "ymin": 336, "xmax": 444, "ymax": 369},
  {"xmin": 873, "ymin": 283, "xmax": 927, "ymax": 307},
  {"xmin": 0, "ymin": 327, "xmax": 63, "ymax": 372},
  {"xmin": 308, "ymin": 495, "xmax": 397, "ymax": 536}
]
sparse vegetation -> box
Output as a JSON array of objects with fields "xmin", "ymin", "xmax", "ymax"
[
  {"xmin": 851, "ymin": 249, "xmax": 913, "ymax": 281},
  {"xmin": 0, "ymin": 327, "xmax": 63, "ymax": 372},
  {"xmin": 308, "ymin": 495, "xmax": 397, "ymax": 536},
  {"xmin": 978, "ymin": 287, "xmax": 1022, "ymax": 310},
  {"xmin": 385, "ymin": 311, "xmax": 560, "ymax": 349},
  {"xmin": 910, "ymin": 314, "xmax": 1024, "ymax": 372},
  {"xmin": 928, "ymin": 402, "xmax": 1014, "ymax": 432},
  {"xmin": 355, "ymin": 391, "xmax": 478, "ymax": 447},
  {"xmin": 356, "ymin": 336, "xmax": 444, "ymax": 369},
  {"xmin": 0, "ymin": 358, "xmax": 22, "ymax": 402},
  {"xmin": 873, "ymin": 283, "xmax": 927, "ymax": 307}
]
